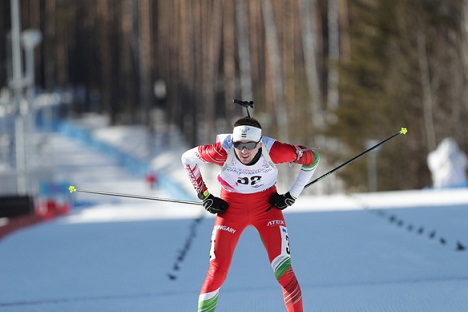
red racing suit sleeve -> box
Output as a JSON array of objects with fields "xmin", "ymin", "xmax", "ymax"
[
  {"xmin": 269, "ymin": 141, "xmax": 320, "ymax": 198},
  {"xmin": 269, "ymin": 141, "xmax": 316, "ymax": 165},
  {"xmin": 181, "ymin": 142, "xmax": 228, "ymax": 194}
]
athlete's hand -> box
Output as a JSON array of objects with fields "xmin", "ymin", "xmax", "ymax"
[
  {"xmin": 201, "ymin": 193, "xmax": 229, "ymax": 214},
  {"xmin": 268, "ymin": 192, "xmax": 296, "ymax": 210}
]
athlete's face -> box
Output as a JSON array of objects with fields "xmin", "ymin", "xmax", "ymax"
[{"xmin": 233, "ymin": 140, "xmax": 262, "ymax": 164}]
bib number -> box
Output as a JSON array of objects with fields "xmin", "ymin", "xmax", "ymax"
[{"xmin": 237, "ymin": 175, "xmax": 262, "ymax": 185}]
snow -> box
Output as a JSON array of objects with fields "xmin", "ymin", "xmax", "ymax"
[
  {"xmin": 1, "ymin": 116, "xmax": 468, "ymax": 311},
  {"xmin": 427, "ymin": 137, "xmax": 468, "ymax": 188}
]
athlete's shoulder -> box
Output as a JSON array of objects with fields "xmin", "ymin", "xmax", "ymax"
[
  {"xmin": 261, "ymin": 136, "xmax": 276, "ymax": 151},
  {"xmin": 216, "ymin": 133, "xmax": 234, "ymax": 151},
  {"xmin": 268, "ymin": 140, "xmax": 297, "ymax": 163},
  {"xmin": 195, "ymin": 135, "xmax": 231, "ymax": 166}
]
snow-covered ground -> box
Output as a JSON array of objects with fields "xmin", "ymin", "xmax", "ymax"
[{"xmin": 1, "ymin": 119, "xmax": 468, "ymax": 311}]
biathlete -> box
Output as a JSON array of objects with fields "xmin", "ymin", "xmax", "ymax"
[{"xmin": 181, "ymin": 116, "xmax": 320, "ymax": 312}]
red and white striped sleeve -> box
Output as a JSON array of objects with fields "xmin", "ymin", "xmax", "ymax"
[{"xmin": 181, "ymin": 142, "xmax": 228, "ymax": 194}]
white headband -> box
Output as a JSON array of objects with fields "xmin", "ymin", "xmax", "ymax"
[{"xmin": 232, "ymin": 125, "xmax": 262, "ymax": 142}]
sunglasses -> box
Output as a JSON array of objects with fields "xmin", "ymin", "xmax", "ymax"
[{"xmin": 233, "ymin": 141, "xmax": 260, "ymax": 150}]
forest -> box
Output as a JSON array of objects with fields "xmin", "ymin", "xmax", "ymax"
[{"xmin": 1, "ymin": 0, "xmax": 467, "ymax": 192}]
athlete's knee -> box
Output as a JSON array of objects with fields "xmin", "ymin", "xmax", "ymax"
[
  {"xmin": 271, "ymin": 255, "xmax": 301, "ymax": 286},
  {"xmin": 205, "ymin": 260, "xmax": 229, "ymax": 286},
  {"xmin": 277, "ymin": 266, "xmax": 300, "ymax": 290},
  {"xmin": 271, "ymin": 254, "xmax": 292, "ymax": 280}
]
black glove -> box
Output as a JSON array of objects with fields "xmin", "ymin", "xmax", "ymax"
[
  {"xmin": 268, "ymin": 192, "xmax": 296, "ymax": 210},
  {"xmin": 199, "ymin": 192, "xmax": 229, "ymax": 214}
]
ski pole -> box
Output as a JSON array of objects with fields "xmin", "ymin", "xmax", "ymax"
[
  {"xmin": 304, "ymin": 127, "xmax": 408, "ymax": 189},
  {"xmin": 68, "ymin": 186, "xmax": 201, "ymax": 206}
]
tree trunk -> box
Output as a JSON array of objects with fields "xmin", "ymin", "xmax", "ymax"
[
  {"xmin": 417, "ymin": 31, "xmax": 437, "ymax": 152},
  {"xmin": 235, "ymin": 0, "xmax": 254, "ymax": 109},
  {"xmin": 119, "ymin": 0, "xmax": 134, "ymax": 124},
  {"xmin": 44, "ymin": 0, "xmax": 57, "ymax": 89},
  {"xmin": 178, "ymin": 0, "xmax": 196, "ymax": 146},
  {"xmin": 462, "ymin": 0, "xmax": 468, "ymax": 142},
  {"xmin": 138, "ymin": 0, "xmax": 153, "ymax": 128},
  {"xmin": 96, "ymin": 1, "xmax": 112, "ymax": 118},
  {"xmin": 261, "ymin": 0, "xmax": 288, "ymax": 140},
  {"xmin": 298, "ymin": 0, "xmax": 322, "ymax": 129},
  {"xmin": 208, "ymin": 1, "xmax": 224, "ymax": 134},
  {"xmin": 327, "ymin": 0, "xmax": 340, "ymax": 110}
]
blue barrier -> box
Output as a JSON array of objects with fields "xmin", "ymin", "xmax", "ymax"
[
  {"xmin": 40, "ymin": 181, "xmax": 70, "ymax": 196},
  {"xmin": 37, "ymin": 117, "xmax": 193, "ymax": 202}
]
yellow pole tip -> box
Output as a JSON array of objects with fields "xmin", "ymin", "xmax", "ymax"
[
  {"xmin": 69, "ymin": 186, "xmax": 76, "ymax": 193},
  {"xmin": 400, "ymin": 127, "xmax": 408, "ymax": 135}
]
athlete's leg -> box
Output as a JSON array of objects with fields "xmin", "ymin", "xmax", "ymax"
[
  {"xmin": 256, "ymin": 209, "xmax": 303, "ymax": 312},
  {"xmin": 198, "ymin": 209, "xmax": 246, "ymax": 311}
]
